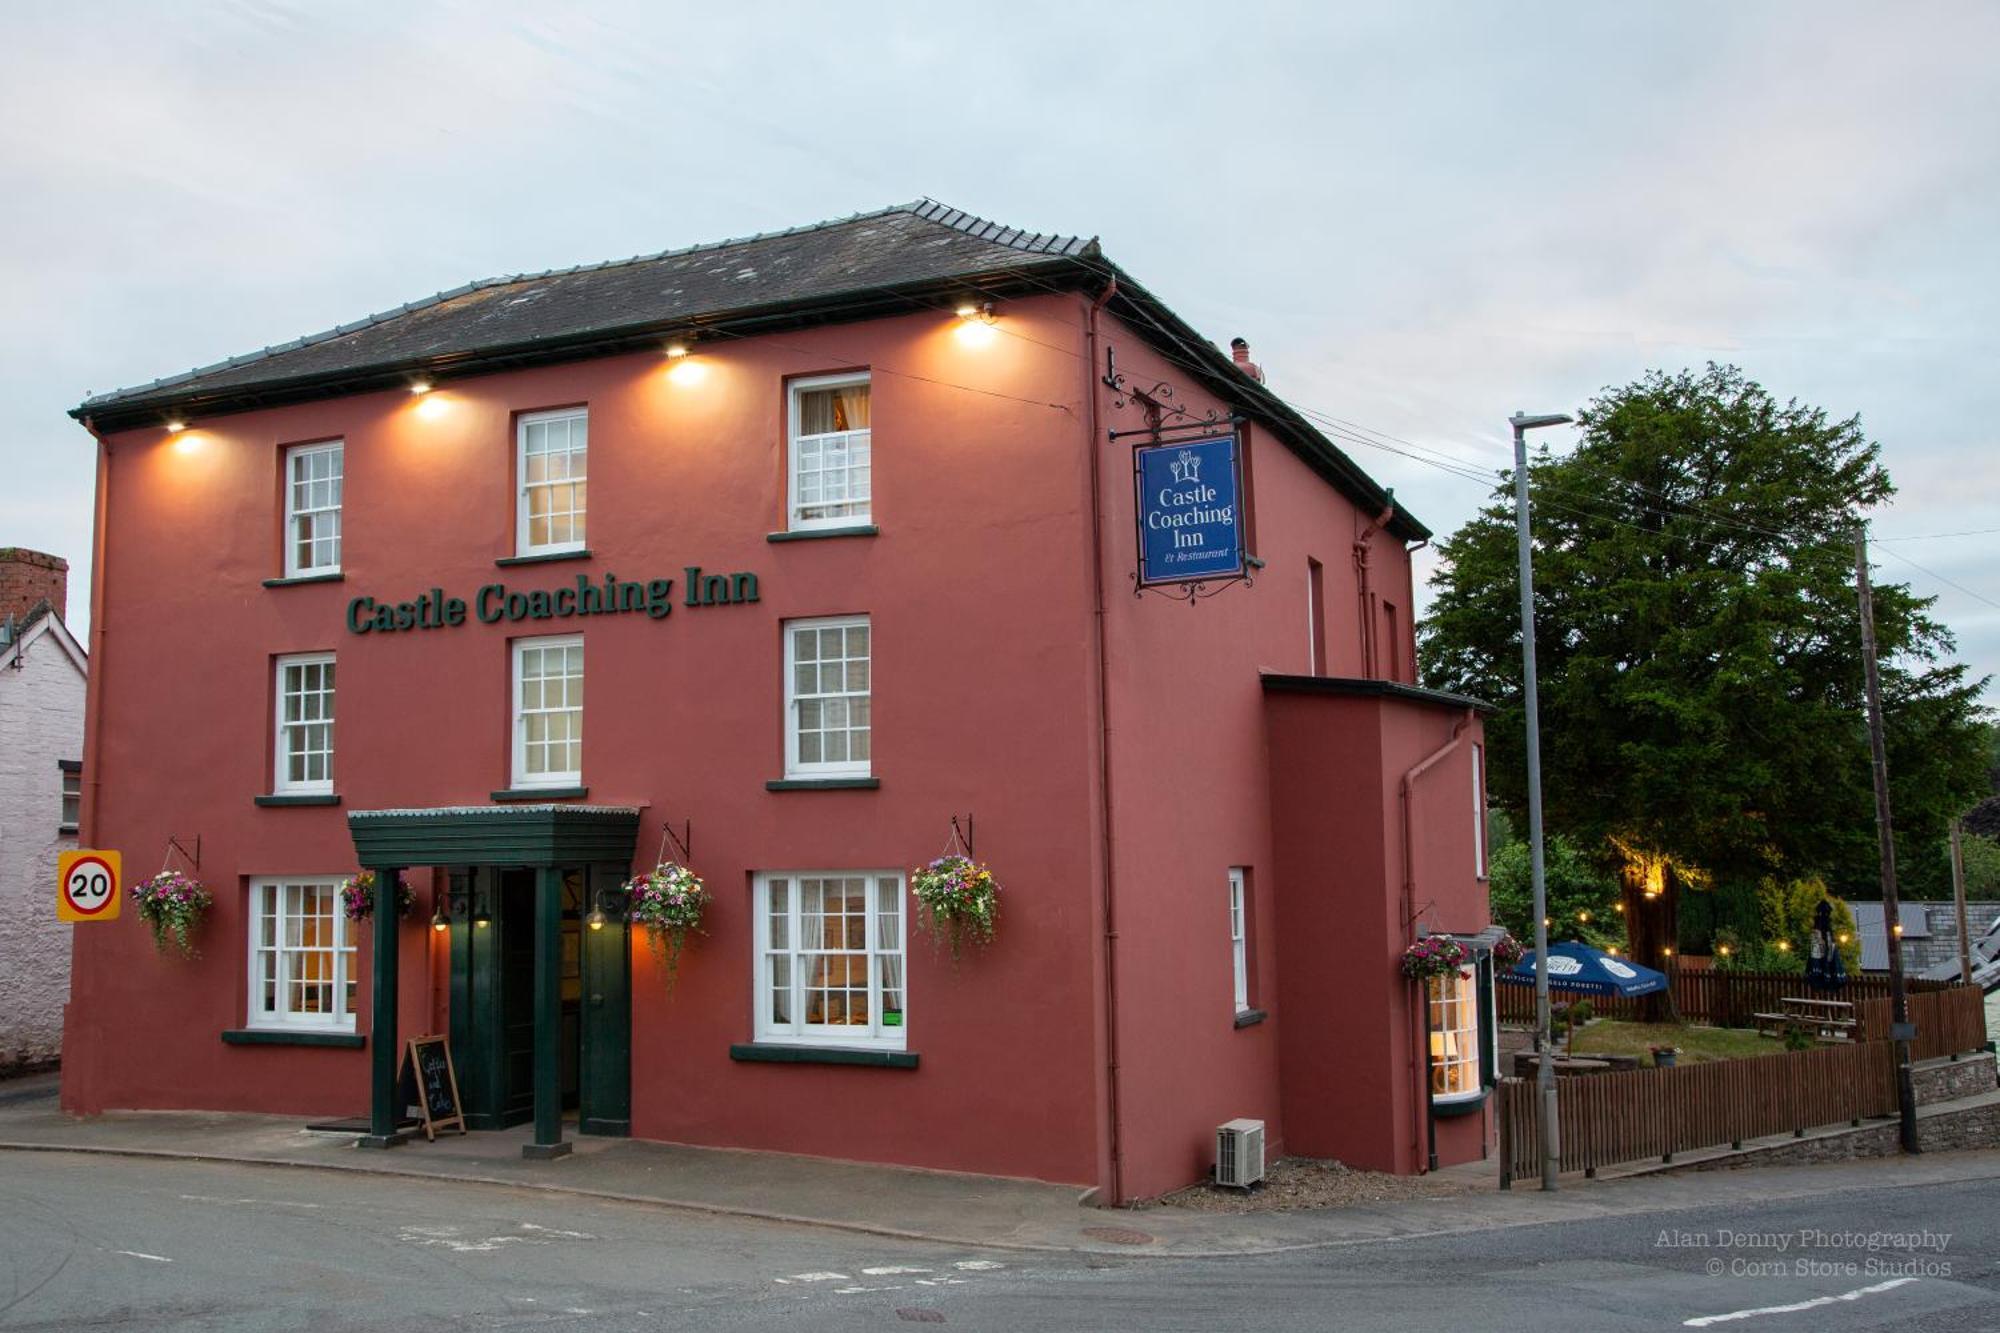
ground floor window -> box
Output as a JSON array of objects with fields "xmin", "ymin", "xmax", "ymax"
[
  {"xmin": 249, "ymin": 878, "xmax": 355, "ymax": 1030},
  {"xmin": 1428, "ymin": 968, "xmax": 1480, "ymax": 1101},
  {"xmin": 754, "ymin": 871, "xmax": 905, "ymax": 1048}
]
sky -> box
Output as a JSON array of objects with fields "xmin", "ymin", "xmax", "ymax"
[{"xmin": 3, "ymin": 1, "xmax": 1994, "ymax": 702}]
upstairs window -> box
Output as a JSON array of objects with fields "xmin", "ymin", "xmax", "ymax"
[
  {"xmin": 58, "ymin": 761, "xmax": 80, "ymax": 833},
  {"xmin": 513, "ymin": 635, "xmax": 583, "ymax": 787},
  {"xmin": 1472, "ymin": 743, "xmax": 1488, "ymax": 879},
  {"xmin": 274, "ymin": 654, "xmax": 335, "ymax": 795},
  {"xmin": 784, "ymin": 617, "xmax": 871, "ymax": 778},
  {"xmin": 518, "ymin": 408, "xmax": 588, "ymax": 555},
  {"xmin": 283, "ymin": 441, "xmax": 343, "ymax": 577},
  {"xmin": 788, "ymin": 374, "xmax": 871, "ymax": 529}
]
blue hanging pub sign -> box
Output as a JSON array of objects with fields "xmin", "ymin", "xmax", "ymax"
[{"xmin": 1134, "ymin": 434, "xmax": 1246, "ymax": 586}]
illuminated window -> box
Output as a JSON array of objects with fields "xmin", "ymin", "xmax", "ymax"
[
  {"xmin": 274, "ymin": 653, "xmax": 335, "ymax": 795},
  {"xmin": 249, "ymin": 878, "xmax": 355, "ymax": 1030},
  {"xmin": 283, "ymin": 440, "xmax": 342, "ymax": 577},
  {"xmin": 518, "ymin": 408, "xmax": 588, "ymax": 555},
  {"xmin": 754, "ymin": 871, "xmax": 905, "ymax": 1048},
  {"xmin": 513, "ymin": 635, "xmax": 583, "ymax": 787},
  {"xmin": 784, "ymin": 616, "xmax": 871, "ymax": 778},
  {"xmin": 787, "ymin": 373, "xmax": 871, "ymax": 530},
  {"xmin": 1429, "ymin": 968, "xmax": 1481, "ymax": 1102}
]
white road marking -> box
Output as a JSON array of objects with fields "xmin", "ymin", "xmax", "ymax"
[
  {"xmin": 783, "ymin": 1271, "xmax": 851, "ymax": 1283},
  {"xmin": 835, "ymin": 1286, "xmax": 902, "ymax": 1294},
  {"xmin": 954, "ymin": 1260, "xmax": 1005, "ymax": 1271},
  {"xmin": 863, "ymin": 1266, "xmax": 933, "ymax": 1275},
  {"xmin": 178, "ymin": 1194, "xmax": 320, "ymax": 1209},
  {"xmin": 518, "ymin": 1223, "xmax": 595, "ymax": 1238},
  {"xmin": 112, "ymin": 1251, "xmax": 172, "ymax": 1263},
  {"xmin": 1684, "ymin": 1277, "xmax": 1922, "ymax": 1326}
]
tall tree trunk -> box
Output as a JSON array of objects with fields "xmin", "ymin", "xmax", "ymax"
[{"xmin": 1622, "ymin": 859, "xmax": 1683, "ymax": 1023}]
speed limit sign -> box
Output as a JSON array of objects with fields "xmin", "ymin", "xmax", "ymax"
[{"xmin": 58, "ymin": 850, "xmax": 122, "ymax": 922}]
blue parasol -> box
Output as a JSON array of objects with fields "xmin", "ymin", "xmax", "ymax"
[{"xmin": 1499, "ymin": 940, "xmax": 1669, "ymax": 997}]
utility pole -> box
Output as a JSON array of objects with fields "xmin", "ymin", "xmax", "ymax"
[
  {"xmin": 1855, "ymin": 525, "xmax": 1920, "ymax": 1154},
  {"xmin": 1511, "ymin": 409, "xmax": 1572, "ymax": 1191},
  {"xmin": 1952, "ymin": 819, "xmax": 1972, "ymax": 986}
]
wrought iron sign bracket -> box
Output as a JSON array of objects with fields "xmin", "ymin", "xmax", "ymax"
[{"xmin": 1101, "ymin": 346, "xmax": 1233, "ymax": 442}]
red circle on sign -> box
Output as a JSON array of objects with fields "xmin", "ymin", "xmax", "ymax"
[{"xmin": 64, "ymin": 855, "xmax": 118, "ymax": 916}]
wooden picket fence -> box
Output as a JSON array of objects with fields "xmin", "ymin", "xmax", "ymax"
[
  {"xmin": 1498, "ymin": 984, "xmax": 1989, "ymax": 1185},
  {"xmin": 1856, "ymin": 985, "xmax": 1989, "ymax": 1060},
  {"xmin": 1495, "ymin": 968, "xmax": 1948, "ymax": 1028}
]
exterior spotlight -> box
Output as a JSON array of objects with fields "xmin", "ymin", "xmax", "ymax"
[
  {"xmin": 955, "ymin": 301, "xmax": 994, "ymax": 323},
  {"xmin": 1777, "ymin": 939, "xmax": 1791, "ymax": 952},
  {"xmin": 664, "ymin": 341, "xmax": 690, "ymax": 359},
  {"xmin": 473, "ymin": 902, "xmax": 491, "ymax": 928},
  {"xmin": 410, "ymin": 378, "xmax": 433, "ymax": 395},
  {"xmin": 1891, "ymin": 922, "xmax": 1904, "ymax": 937},
  {"xmin": 587, "ymin": 905, "xmax": 606, "ymax": 931},
  {"xmin": 431, "ymin": 909, "xmax": 448, "ymax": 933},
  {"xmin": 165, "ymin": 418, "xmax": 187, "ymax": 434}
]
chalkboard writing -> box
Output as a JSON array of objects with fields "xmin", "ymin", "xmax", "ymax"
[{"xmin": 402, "ymin": 1034, "xmax": 466, "ymax": 1141}]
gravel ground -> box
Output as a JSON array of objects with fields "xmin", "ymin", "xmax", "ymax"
[{"xmin": 1143, "ymin": 1156, "xmax": 1472, "ymax": 1213}]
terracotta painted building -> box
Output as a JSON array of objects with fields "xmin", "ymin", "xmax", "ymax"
[{"xmin": 64, "ymin": 201, "xmax": 1493, "ymax": 1201}]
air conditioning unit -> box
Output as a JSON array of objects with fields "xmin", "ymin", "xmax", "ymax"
[{"xmin": 1214, "ymin": 1118, "xmax": 1266, "ymax": 1189}]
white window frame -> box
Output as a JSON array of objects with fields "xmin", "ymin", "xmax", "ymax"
[
  {"xmin": 516, "ymin": 407, "xmax": 589, "ymax": 557},
  {"xmin": 1472, "ymin": 742, "xmax": 1488, "ymax": 879},
  {"xmin": 783, "ymin": 615, "xmax": 872, "ymax": 779},
  {"xmin": 58, "ymin": 763, "xmax": 80, "ymax": 834},
  {"xmin": 1428, "ymin": 967, "xmax": 1481, "ymax": 1104},
  {"xmin": 1228, "ymin": 868, "xmax": 1250, "ymax": 1014},
  {"xmin": 273, "ymin": 653, "xmax": 336, "ymax": 796},
  {"xmin": 511, "ymin": 634, "xmax": 584, "ymax": 789},
  {"xmin": 753, "ymin": 870, "xmax": 906, "ymax": 1049},
  {"xmin": 786, "ymin": 372, "xmax": 872, "ymax": 531},
  {"xmin": 247, "ymin": 877, "xmax": 356, "ymax": 1032},
  {"xmin": 283, "ymin": 440, "xmax": 343, "ymax": 578}
]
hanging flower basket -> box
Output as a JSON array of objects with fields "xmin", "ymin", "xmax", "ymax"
[
  {"xmin": 1400, "ymin": 934, "xmax": 1469, "ymax": 981},
  {"xmin": 624, "ymin": 862, "xmax": 710, "ymax": 990},
  {"xmin": 910, "ymin": 855, "xmax": 1000, "ymax": 958},
  {"xmin": 131, "ymin": 870, "xmax": 213, "ymax": 958},
  {"xmin": 338, "ymin": 870, "xmax": 416, "ymax": 923},
  {"xmin": 1490, "ymin": 932, "xmax": 1525, "ymax": 968}
]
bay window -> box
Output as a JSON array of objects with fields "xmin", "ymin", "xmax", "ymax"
[{"xmin": 1429, "ymin": 969, "xmax": 1480, "ymax": 1101}]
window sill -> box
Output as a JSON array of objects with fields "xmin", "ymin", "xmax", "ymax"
[
  {"xmin": 497, "ymin": 550, "xmax": 592, "ymax": 567},
  {"xmin": 263, "ymin": 572, "xmax": 344, "ymax": 588},
  {"xmin": 222, "ymin": 1028, "xmax": 364, "ymax": 1049},
  {"xmin": 255, "ymin": 793, "xmax": 341, "ymax": 807},
  {"xmin": 492, "ymin": 785, "xmax": 589, "ymax": 802},
  {"xmin": 766, "ymin": 525, "xmax": 879, "ymax": 544},
  {"xmin": 1431, "ymin": 1089, "xmax": 1489, "ymax": 1118},
  {"xmin": 765, "ymin": 778, "xmax": 880, "ymax": 792},
  {"xmin": 1233, "ymin": 1008, "xmax": 1268, "ymax": 1029},
  {"xmin": 729, "ymin": 1043, "xmax": 917, "ymax": 1070},
  {"xmin": 58, "ymin": 825, "xmax": 80, "ymax": 836}
]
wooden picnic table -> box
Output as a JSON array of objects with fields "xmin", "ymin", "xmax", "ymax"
[{"xmin": 1753, "ymin": 995, "xmax": 1857, "ymax": 1041}]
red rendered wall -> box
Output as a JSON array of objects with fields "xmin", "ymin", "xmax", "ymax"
[{"xmin": 65, "ymin": 296, "xmax": 1109, "ymax": 1186}]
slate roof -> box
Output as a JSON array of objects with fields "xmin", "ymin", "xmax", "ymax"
[
  {"xmin": 1964, "ymin": 795, "xmax": 2000, "ymax": 841},
  {"xmin": 69, "ymin": 199, "xmax": 1428, "ymax": 541}
]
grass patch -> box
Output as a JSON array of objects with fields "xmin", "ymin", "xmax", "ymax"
[{"xmin": 1568, "ymin": 1019, "xmax": 1772, "ymax": 1065}]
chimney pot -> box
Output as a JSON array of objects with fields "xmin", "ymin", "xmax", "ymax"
[{"xmin": 1228, "ymin": 337, "xmax": 1266, "ymax": 384}]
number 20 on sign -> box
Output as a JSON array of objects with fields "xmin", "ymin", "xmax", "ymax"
[{"xmin": 58, "ymin": 850, "xmax": 121, "ymax": 923}]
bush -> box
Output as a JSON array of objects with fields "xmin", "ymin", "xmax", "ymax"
[{"xmin": 1487, "ymin": 834, "xmax": 1621, "ymax": 949}]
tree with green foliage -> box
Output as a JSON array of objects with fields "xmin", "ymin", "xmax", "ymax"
[
  {"xmin": 1486, "ymin": 834, "xmax": 1622, "ymax": 951},
  {"xmin": 1421, "ymin": 365, "xmax": 1990, "ymax": 999}
]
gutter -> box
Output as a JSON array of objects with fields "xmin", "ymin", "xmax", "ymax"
[
  {"xmin": 79, "ymin": 416, "xmax": 110, "ymax": 845},
  {"xmin": 1084, "ymin": 277, "xmax": 1126, "ymax": 1205}
]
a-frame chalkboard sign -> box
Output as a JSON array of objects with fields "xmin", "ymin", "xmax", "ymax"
[{"xmin": 402, "ymin": 1034, "xmax": 466, "ymax": 1141}]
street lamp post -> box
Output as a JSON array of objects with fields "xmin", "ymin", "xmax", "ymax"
[{"xmin": 1511, "ymin": 409, "xmax": 1573, "ymax": 1192}]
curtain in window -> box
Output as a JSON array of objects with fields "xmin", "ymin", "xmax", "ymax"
[{"xmin": 799, "ymin": 384, "xmax": 871, "ymax": 435}]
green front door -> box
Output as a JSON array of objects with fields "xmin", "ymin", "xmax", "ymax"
[{"xmin": 580, "ymin": 865, "xmax": 631, "ymax": 1135}]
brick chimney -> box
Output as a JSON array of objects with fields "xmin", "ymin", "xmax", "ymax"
[
  {"xmin": 1230, "ymin": 336, "xmax": 1266, "ymax": 384},
  {"xmin": 0, "ymin": 548, "xmax": 69, "ymax": 626}
]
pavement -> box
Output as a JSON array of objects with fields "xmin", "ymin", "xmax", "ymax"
[{"xmin": 5, "ymin": 1072, "xmax": 2000, "ymax": 1258}]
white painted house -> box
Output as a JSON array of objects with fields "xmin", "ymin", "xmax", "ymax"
[{"xmin": 0, "ymin": 549, "xmax": 86, "ymax": 1076}]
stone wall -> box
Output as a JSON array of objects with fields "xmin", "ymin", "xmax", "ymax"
[
  {"xmin": 0, "ymin": 618, "xmax": 86, "ymax": 1075},
  {"xmin": 1912, "ymin": 1052, "xmax": 1996, "ymax": 1105}
]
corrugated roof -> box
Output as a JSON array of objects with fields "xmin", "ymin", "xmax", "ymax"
[
  {"xmin": 74, "ymin": 201, "xmax": 1093, "ymax": 417},
  {"xmin": 1850, "ymin": 901, "xmax": 1936, "ymax": 971}
]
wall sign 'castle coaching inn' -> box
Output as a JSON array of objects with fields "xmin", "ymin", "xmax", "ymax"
[
  {"xmin": 1135, "ymin": 435, "xmax": 1245, "ymax": 586},
  {"xmin": 345, "ymin": 568, "xmax": 760, "ymax": 634}
]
